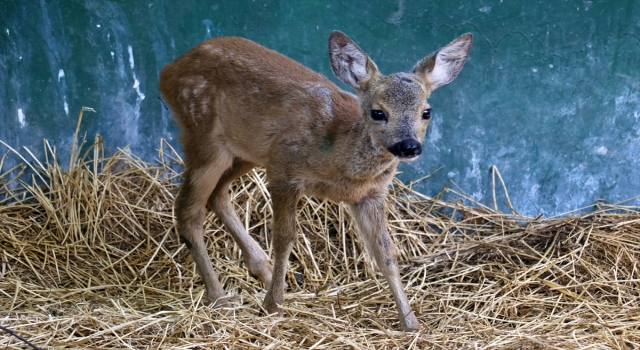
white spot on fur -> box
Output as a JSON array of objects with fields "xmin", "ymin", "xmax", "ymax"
[
  {"xmin": 307, "ymin": 83, "xmax": 333, "ymax": 116},
  {"xmin": 192, "ymin": 81, "xmax": 208, "ymax": 96},
  {"xmin": 188, "ymin": 102, "xmax": 199, "ymax": 121},
  {"xmin": 17, "ymin": 109, "xmax": 26, "ymax": 128},
  {"xmin": 205, "ymin": 45, "xmax": 222, "ymax": 55}
]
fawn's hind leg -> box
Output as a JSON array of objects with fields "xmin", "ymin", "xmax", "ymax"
[
  {"xmin": 207, "ymin": 158, "xmax": 274, "ymax": 288},
  {"xmin": 176, "ymin": 145, "xmax": 233, "ymax": 306}
]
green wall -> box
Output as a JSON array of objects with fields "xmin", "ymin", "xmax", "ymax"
[{"xmin": 2, "ymin": 0, "xmax": 640, "ymax": 216}]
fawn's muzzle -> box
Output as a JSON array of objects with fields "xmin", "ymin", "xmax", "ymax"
[{"xmin": 388, "ymin": 139, "xmax": 422, "ymax": 159}]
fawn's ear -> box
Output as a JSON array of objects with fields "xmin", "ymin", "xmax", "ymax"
[
  {"xmin": 328, "ymin": 31, "xmax": 379, "ymax": 91},
  {"xmin": 413, "ymin": 33, "xmax": 473, "ymax": 91}
]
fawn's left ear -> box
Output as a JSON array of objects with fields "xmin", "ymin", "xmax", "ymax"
[
  {"xmin": 328, "ymin": 31, "xmax": 380, "ymax": 91},
  {"xmin": 412, "ymin": 33, "xmax": 473, "ymax": 91}
]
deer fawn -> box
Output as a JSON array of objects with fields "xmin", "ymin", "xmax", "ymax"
[{"xmin": 159, "ymin": 31, "xmax": 472, "ymax": 330}]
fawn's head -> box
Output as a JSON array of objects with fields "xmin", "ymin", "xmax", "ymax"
[{"xmin": 328, "ymin": 31, "xmax": 473, "ymax": 161}]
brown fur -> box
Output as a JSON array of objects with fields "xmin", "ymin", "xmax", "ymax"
[{"xmin": 159, "ymin": 31, "xmax": 472, "ymax": 330}]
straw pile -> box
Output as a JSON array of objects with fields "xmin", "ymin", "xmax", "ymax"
[{"xmin": 1, "ymin": 121, "xmax": 639, "ymax": 349}]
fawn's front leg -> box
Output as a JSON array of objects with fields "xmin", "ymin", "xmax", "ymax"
[
  {"xmin": 348, "ymin": 194, "xmax": 420, "ymax": 330},
  {"xmin": 262, "ymin": 183, "xmax": 301, "ymax": 315}
]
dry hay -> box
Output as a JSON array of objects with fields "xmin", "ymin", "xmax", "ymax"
[{"xmin": 1, "ymin": 131, "xmax": 640, "ymax": 349}]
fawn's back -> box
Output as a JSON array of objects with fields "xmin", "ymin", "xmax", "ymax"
[{"xmin": 160, "ymin": 36, "xmax": 401, "ymax": 202}]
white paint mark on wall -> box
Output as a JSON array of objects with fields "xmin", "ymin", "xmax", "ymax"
[
  {"xmin": 127, "ymin": 45, "xmax": 146, "ymax": 101},
  {"xmin": 466, "ymin": 150, "xmax": 483, "ymax": 200},
  {"xmin": 128, "ymin": 45, "xmax": 135, "ymax": 70},
  {"xmin": 614, "ymin": 89, "xmax": 640, "ymax": 114},
  {"xmin": 427, "ymin": 117, "xmax": 442, "ymax": 143},
  {"xmin": 58, "ymin": 69, "xmax": 69, "ymax": 115},
  {"xmin": 202, "ymin": 19, "xmax": 213, "ymax": 39},
  {"xmin": 530, "ymin": 184, "xmax": 541, "ymax": 197},
  {"xmin": 559, "ymin": 105, "xmax": 576, "ymax": 116},
  {"xmin": 17, "ymin": 109, "xmax": 26, "ymax": 128},
  {"xmin": 387, "ymin": 0, "xmax": 404, "ymax": 24},
  {"xmin": 584, "ymin": 1, "xmax": 593, "ymax": 11},
  {"xmin": 126, "ymin": 45, "xmax": 145, "ymax": 142},
  {"xmin": 583, "ymin": 175, "xmax": 597, "ymax": 195}
]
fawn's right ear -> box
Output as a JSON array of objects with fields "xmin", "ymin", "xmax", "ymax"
[{"xmin": 328, "ymin": 31, "xmax": 379, "ymax": 91}]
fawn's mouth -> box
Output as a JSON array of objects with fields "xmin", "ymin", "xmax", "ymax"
[{"xmin": 396, "ymin": 154, "xmax": 420, "ymax": 162}]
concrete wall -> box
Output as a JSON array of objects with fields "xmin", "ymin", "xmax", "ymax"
[{"xmin": 2, "ymin": 0, "xmax": 639, "ymax": 216}]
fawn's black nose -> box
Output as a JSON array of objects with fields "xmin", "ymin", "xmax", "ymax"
[{"xmin": 388, "ymin": 139, "xmax": 422, "ymax": 158}]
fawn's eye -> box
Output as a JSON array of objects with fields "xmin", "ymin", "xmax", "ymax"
[
  {"xmin": 422, "ymin": 108, "xmax": 432, "ymax": 120},
  {"xmin": 370, "ymin": 109, "xmax": 387, "ymax": 122}
]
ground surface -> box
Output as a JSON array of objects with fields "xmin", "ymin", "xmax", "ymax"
[{"xmin": 1, "ymin": 142, "xmax": 639, "ymax": 349}]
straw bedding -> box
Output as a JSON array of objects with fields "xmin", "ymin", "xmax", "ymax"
[{"xmin": 1, "ymin": 130, "xmax": 639, "ymax": 349}]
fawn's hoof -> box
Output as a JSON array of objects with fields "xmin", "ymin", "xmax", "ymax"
[
  {"xmin": 207, "ymin": 291, "xmax": 231, "ymax": 309},
  {"xmin": 248, "ymin": 262, "xmax": 273, "ymax": 289},
  {"xmin": 400, "ymin": 312, "xmax": 420, "ymax": 331},
  {"xmin": 262, "ymin": 293, "xmax": 283, "ymax": 316}
]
